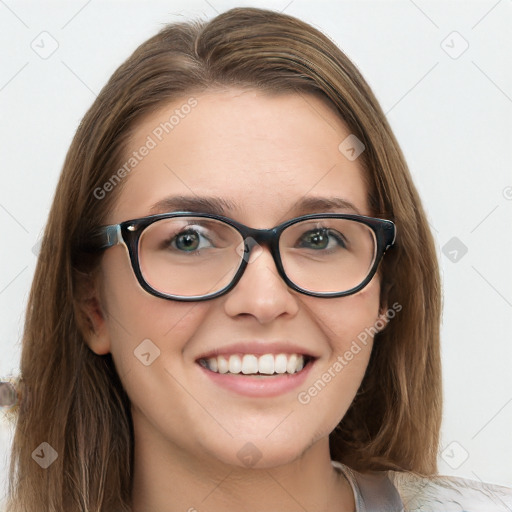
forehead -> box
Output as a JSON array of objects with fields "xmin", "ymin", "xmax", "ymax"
[{"xmin": 111, "ymin": 88, "xmax": 369, "ymax": 225}]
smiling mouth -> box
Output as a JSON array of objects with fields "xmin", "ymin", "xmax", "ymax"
[{"xmin": 197, "ymin": 353, "xmax": 315, "ymax": 376}]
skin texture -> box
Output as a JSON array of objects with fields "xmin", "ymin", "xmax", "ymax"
[{"xmin": 84, "ymin": 89, "xmax": 387, "ymax": 512}]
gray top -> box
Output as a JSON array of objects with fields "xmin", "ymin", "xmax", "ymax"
[
  {"xmin": 333, "ymin": 461, "xmax": 403, "ymax": 511},
  {"xmin": 332, "ymin": 460, "xmax": 512, "ymax": 511}
]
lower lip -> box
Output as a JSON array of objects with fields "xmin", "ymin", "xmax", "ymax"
[{"xmin": 197, "ymin": 360, "xmax": 315, "ymax": 397}]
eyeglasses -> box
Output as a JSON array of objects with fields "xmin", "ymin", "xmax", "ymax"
[{"xmin": 87, "ymin": 211, "xmax": 396, "ymax": 301}]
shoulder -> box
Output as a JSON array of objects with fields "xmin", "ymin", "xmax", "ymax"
[
  {"xmin": 332, "ymin": 460, "xmax": 512, "ymax": 511},
  {"xmin": 388, "ymin": 470, "xmax": 512, "ymax": 511}
]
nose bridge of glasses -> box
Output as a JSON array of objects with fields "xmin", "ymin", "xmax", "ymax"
[{"xmin": 239, "ymin": 226, "xmax": 280, "ymax": 260}]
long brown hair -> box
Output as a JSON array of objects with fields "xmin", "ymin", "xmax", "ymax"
[{"xmin": 5, "ymin": 7, "xmax": 442, "ymax": 511}]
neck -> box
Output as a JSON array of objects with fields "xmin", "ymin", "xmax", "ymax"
[{"xmin": 130, "ymin": 412, "xmax": 355, "ymax": 512}]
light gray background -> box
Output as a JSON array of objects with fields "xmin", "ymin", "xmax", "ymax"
[{"xmin": 1, "ymin": 0, "xmax": 511, "ymax": 502}]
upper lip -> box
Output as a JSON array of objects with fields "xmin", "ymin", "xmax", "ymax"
[{"xmin": 195, "ymin": 341, "xmax": 320, "ymax": 361}]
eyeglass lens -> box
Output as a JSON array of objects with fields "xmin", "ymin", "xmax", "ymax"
[{"xmin": 138, "ymin": 216, "xmax": 377, "ymax": 298}]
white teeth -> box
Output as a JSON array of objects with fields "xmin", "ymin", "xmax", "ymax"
[
  {"xmin": 208, "ymin": 357, "xmax": 218, "ymax": 372},
  {"xmin": 200, "ymin": 353, "xmax": 309, "ymax": 375},
  {"xmin": 258, "ymin": 354, "xmax": 274, "ymax": 374},
  {"xmin": 286, "ymin": 354, "xmax": 298, "ymax": 374},
  {"xmin": 217, "ymin": 356, "xmax": 229, "ymax": 374},
  {"xmin": 274, "ymin": 354, "xmax": 287, "ymax": 374},
  {"xmin": 229, "ymin": 355, "xmax": 242, "ymax": 374},
  {"xmin": 241, "ymin": 355, "xmax": 258, "ymax": 374}
]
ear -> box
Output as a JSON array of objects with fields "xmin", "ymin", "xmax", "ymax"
[{"xmin": 75, "ymin": 271, "xmax": 111, "ymax": 355}]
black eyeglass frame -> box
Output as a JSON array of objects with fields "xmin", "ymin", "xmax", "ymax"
[{"xmin": 87, "ymin": 211, "xmax": 396, "ymax": 302}]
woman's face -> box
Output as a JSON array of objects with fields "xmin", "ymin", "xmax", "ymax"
[{"xmin": 88, "ymin": 88, "xmax": 384, "ymax": 469}]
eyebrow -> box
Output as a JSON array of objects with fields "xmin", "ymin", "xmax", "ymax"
[{"xmin": 149, "ymin": 195, "xmax": 362, "ymax": 216}]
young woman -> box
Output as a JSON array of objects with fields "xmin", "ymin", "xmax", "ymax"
[{"xmin": 4, "ymin": 7, "xmax": 511, "ymax": 512}]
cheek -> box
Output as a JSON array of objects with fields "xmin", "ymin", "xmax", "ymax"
[
  {"xmin": 294, "ymin": 279, "xmax": 381, "ymax": 436},
  {"xmin": 309, "ymin": 277, "xmax": 382, "ymax": 354},
  {"xmin": 97, "ymin": 248, "xmax": 210, "ymax": 392},
  {"xmin": 99, "ymin": 245, "xmax": 207, "ymax": 343}
]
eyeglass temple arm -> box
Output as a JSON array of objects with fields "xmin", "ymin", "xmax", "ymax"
[
  {"xmin": 88, "ymin": 224, "xmax": 122, "ymax": 251},
  {"xmin": 386, "ymin": 223, "xmax": 397, "ymax": 248}
]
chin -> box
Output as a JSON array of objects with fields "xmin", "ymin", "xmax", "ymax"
[{"xmin": 200, "ymin": 431, "xmax": 317, "ymax": 470}]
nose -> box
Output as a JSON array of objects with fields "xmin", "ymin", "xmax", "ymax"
[{"xmin": 222, "ymin": 243, "xmax": 300, "ymax": 324}]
